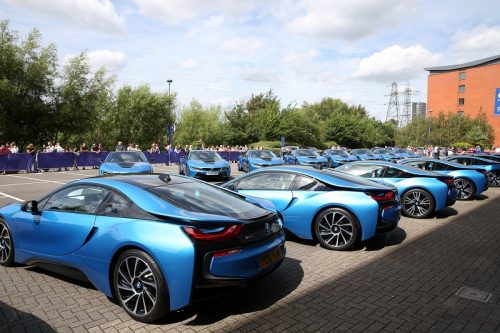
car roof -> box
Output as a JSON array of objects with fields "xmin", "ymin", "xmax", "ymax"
[
  {"xmin": 76, "ymin": 174, "xmax": 190, "ymax": 189},
  {"xmin": 242, "ymin": 165, "xmax": 394, "ymax": 190},
  {"xmin": 345, "ymin": 160, "xmax": 442, "ymax": 177},
  {"xmin": 399, "ymin": 158, "xmax": 479, "ymax": 169}
]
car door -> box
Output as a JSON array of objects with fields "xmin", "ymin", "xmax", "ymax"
[
  {"xmin": 14, "ymin": 185, "xmax": 110, "ymax": 256},
  {"xmin": 232, "ymin": 172, "xmax": 296, "ymax": 211}
]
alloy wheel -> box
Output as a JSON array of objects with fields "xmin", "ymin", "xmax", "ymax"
[
  {"xmin": 316, "ymin": 209, "xmax": 356, "ymax": 250},
  {"xmin": 0, "ymin": 223, "xmax": 13, "ymax": 265},
  {"xmin": 488, "ymin": 171, "xmax": 500, "ymax": 187},
  {"xmin": 455, "ymin": 178, "xmax": 474, "ymax": 200},
  {"xmin": 402, "ymin": 190, "xmax": 433, "ymax": 218},
  {"xmin": 116, "ymin": 256, "xmax": 158, "ymax": 317}
]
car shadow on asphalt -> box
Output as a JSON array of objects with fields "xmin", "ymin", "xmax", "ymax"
[
  {"xmin": 434, "ymin": 207, "xmax": 459, "ymax": 219},
  {"xmin": 474, "ymin": 194, "xmax": 489, "ymax": 200},
  {"xmin": 156, "ymin": 257, "xmax": 304, "ymax": 326},
  {"xmin": 363, "ymin": 227, "xmax": 407, "ymax": 251},
  {"xmin": 0, "ymin": 300, "xmax": 57, "ymax": 332}
]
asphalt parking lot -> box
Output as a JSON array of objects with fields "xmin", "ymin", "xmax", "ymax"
[{"xmin": 0, "ymin": 165, "xmax": 499, "ymax": 332}]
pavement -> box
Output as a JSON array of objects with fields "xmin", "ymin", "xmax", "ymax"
[{"xmin": 0, "ymin": 165, "xmax": 499, "ymax": 332}]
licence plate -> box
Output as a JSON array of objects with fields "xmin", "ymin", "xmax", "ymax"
[
  {"xmin": 206, "ymin": 171, "xmax": 219, "ymax": 175},
  {"xmin": 258, "ymin": 247, "xmax": 282, "ymax": 269}
]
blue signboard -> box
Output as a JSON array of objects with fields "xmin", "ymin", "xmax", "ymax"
[{"xmin": 495, "ymin": 88, "xmax": 500, "ymax": 115}]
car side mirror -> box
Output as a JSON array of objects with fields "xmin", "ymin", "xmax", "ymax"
[
  {"xmin": 226, "ymin": 184, "xmax": 235, "ymax": 191},
  {"xmin": 22, "ymin": 200, "xmax": 40, "ymax": 215}
]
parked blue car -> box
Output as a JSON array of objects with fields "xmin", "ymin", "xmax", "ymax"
[
  {"xmin": 221, "ymin": 166, "xmax": 401, "ymax": 251},
  {"xmin": 372, "ymin": 148, "xmax": 401, "ymax": 162},
  {"xmin": 391, "ymin": 148, "xmax": 420, "ymax": 159},
  {"xmin": 179, "ymin": 150, "xmax": 231, "ymax": 179},
  {"xmin": 238, "ymin": 150, "xmax": 284, "ymax": 172},
  {"xmin": 0, "ymin": 174, "xmax": 285, "ymax": 322},
  {"xmin": 99, "ymin": 151, "xmax": 153, "ymax": 175},
  {"xmin": 322, "ymin": 149, "xmax": 358, "ymax": 167},
  {"xmin": 283, "ymin": 149, "xmax": 328, "ymax": 167},
  {"xmin": 445, "ymin": 156, "xmax": 500, "ymax": 187},
  {"xmin": 349, "ymin": 149, "xmax": 383, "ymax": 161},
  {"xmin": 336, "ymin": 161, "xmax": 457, "ymax": 218},
  {"xmin": 398, "ymin": 158, "xmax": 488, "ymax": 200}
]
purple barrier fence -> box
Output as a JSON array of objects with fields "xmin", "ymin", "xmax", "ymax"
[
  {"xmin": 0, "ymin": 153, "xmax": 33, "ymax": 172},
  {"xmin": 76, "ymin": 152, "xmax": 109, "ymax": 167},
  {"xmin": 37, "ymin": 152, "xmax": 77, "ymax": 169}
]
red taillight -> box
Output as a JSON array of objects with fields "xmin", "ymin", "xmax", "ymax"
[
  {"xmin": 368, "ymin": 191, "xmax": 394, "ymax": 202},
  {"xmin": 183, "ymin": 225, "xmax": 243, "ymax": 241},
  {"xmin": 213, "ymin": 249, "xmax": 241, "ymax": 258},
  {"xmin": 439, "ymin": 177, "xmax": 455, "ymax": 189}
]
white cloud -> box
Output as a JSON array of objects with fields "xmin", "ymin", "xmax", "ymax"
[
  {"xmin": 133, "ymin": 0, "xmax": 265, "ymax": 25},
  {"xmin": 180, "ymin": 59, "xmax": 198, "ymax": 69},
  {"xmin": 5, "ymin": 0, "xmax": 125, "ymax": 34},
  {"xmin": 87, "ymin": 50, "xmax": 126, "ymax": 72},
  {"xmin": 240, "ymin": 67, "xmax": 278, "ymax": 82},
  {"xmin": 450, "ymin": 25, "xmax": 500, "ymax": 61},
  {"xmin": 353, "ymin": 44, "xmax": 441, "ymax": 82},
  {"xmin": 221, "ymin": 38, "xmax": 263, "ymax": 54},
  {"xmin": 285, "ymin": 49, "xmax": 320, "ymax": 64},
  {"xmin": 287, "ymin": 0, "xmax": 417, "ymax": 40}
]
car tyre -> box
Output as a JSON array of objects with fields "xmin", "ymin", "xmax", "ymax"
[
  {"xmin": 401, "ymin": 189, "xmax": 435, "ymax": 218},
  {"xmin": 488, "ymin": 171, "xmax": 500, "ymax": 187},
  {"xmin": 455, "ymin": 177, "xmax": 476, "ymax": 200},
  {"xmin": 0, "ymin": 220, "xmax": 15, "ymax": 267},
  {"xmin": 313, "ymin": 207, "xmax": 359, "ymax": 250},
  {"xmin": 113, "ymin": 249, "xmax": 169, "ymax": 323}
]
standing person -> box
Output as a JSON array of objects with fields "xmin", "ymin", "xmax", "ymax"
[
  {"xmin": 80, "ymin": 143, "xmax": 89, "ymax": 152},
  {"xmin": 433, "ymin": 145, "xmax": 439, "ymax": 159},
  {"xmin": 116, "ymin": 141, "xmax": 125, "ymax": 151},
  {"xmin": 9, "ymin": 142, "xmax": 18, "ymax": 153}
]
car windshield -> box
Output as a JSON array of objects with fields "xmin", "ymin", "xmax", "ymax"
[
  {"xmin": 248, "ymin": 150, "xmax": 277, "ymax": 159},
  {"xmin": 189, "ymin": 151, "xmax": 223, "ymax": 161},
  {"xmin": 106, "ymin": 152, "xmax": 147, "ymax": 163},
  {"xmin": 326, "ymin": 150, "xmax": 349, "ymax": 157},
  {"xmin": 296, "ymin": 149, "xmax": 319, "ymax": 157},
  {"xmin": 147, "ymin": 182, "xmax": 269, "ymax": 219},
  {"xmin": 397, "ymin": 149, "xmax": 411, "ymax": 154},
  {"xmin": 351, "ymin": 149, "xmax": 372, "ymax": 155},
  {"xmin": 374, "ymin": 149, "xmax": 390, "ymax": 154}
]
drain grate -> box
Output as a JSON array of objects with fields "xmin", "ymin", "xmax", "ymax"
[{"xmin": 455, "ymin": 287, "xmax": 492, "ymax": 303}]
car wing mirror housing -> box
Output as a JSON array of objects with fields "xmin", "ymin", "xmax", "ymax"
[{"xmin": 22, "ymin": 200, "xmax": 40, "ymax": 215}]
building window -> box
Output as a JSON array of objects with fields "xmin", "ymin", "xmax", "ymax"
[
  {"xmin": 458, "ymin": 85, "xmax": 465, "ymax": 93},
  {"xmin": 457, "ymin": 111, "xmax": 464, "ymax": 117},
  {"xmin": 459, "ymin": 72, "xmax": 466, "ymax": 80},
  {"xmin": 458, "ymin": 98, "xmax": 464, "ymax": 106}
]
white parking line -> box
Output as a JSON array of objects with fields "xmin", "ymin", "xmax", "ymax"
[
  {"xmin": 0, "ymin": 181, "xmax": 45, "ymax": 187},
  {"xmin": 5, "ymin": 175, "xmax": 67, "ymax": 185},
  {"xmin": 0, "ymin": 191, "xmax": 24, "ymax": 202}
]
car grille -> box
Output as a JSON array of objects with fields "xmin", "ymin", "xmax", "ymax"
[{"xmin": 198, "ymin": 167, "xmax": 223, "ymax": 171}]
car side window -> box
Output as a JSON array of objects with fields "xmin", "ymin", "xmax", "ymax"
[
  {"xmin": 383, "ymin": 167, "xmax": 403, "ymax": 178},
  {"xmin": 293, "ymin": 176, "xmax": 325, "ymax": 191},
  {"xmin": 407, "ymin": 161, "xmax": 427, "ymax": 170},
  {"xmin": 433, "ymin": 163, "xmax": 450, "ymax": 171},
  {"xmin": 100, "ymin": 192, "xmax": 132, "ymax": 217},
  {"xmin": 44, "ymin": 185, "xmax": 110, "ymax": 214},
  {"xmin": 342, "ymin": 165, "xmax": 385, "ymax": 178},
  {"xmin": 234, "ymin": 172, "xmax": 296, "ymax": 190}
]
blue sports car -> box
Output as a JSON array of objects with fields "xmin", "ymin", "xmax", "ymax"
[
  {"xmin": 179, "ymin": 150, "xmax": 231, "ymax": 179},
  {"xmin": 445, "ymin": 156, "xmax": 500, "ymax": 187},
  {"xmin": 371, "ymin": 148, "xmax": 401, "ymax": 162},
  {"xmin": 222, "ymin": 166, "xmax": 401, "ymax": 251},
  {"xmin": 391, "ymin": 148, "xmax": 420, "ymax": 159},
  {"xmin": 336, "ymin": 161, "xmax": 457, "ymax": 218},
  {"xmin": 321, "ymin": 149, "xmax": 358, "ymax": 167},
  {"xmin": 0, "ymin": 174, "xmax": 285, "ymax": 323},
  {"xmin": 238, "ymin": 150, "xmax": 284, "ymax": 172},
  {"xmin": 349, "ymin": 149, "xmax": 383, "ymax": 161},
  {"xmin": 99, "ymin": 151, "xmax": 153, "ymax": 175},
  {"xmin": 283, "ymin": 149, "xmax": 328, "ymax": 167},
  {"xmin": 398, "ymin": 158, "xmax": 488, "ymax": 200}
]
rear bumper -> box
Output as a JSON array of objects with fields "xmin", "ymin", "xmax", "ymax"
[
  {"xmin": 195, "ymin": 233, "xmax": 286, "ymax": 289},
  {"xmin": 446, "ymin": 188, "xmax": 458, "ymax": 206},
  {"xmin": 377, "ymin": 204, "xmax": 401, "ymax": 233}
]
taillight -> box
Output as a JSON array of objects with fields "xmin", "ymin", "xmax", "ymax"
[
  {"xmin": 183, "ymin": 225, "xmax": 243, "ymax": 241},
  {"xmin": 439, "ymin": 177, "xmax": 455, "ymax": 189},
  {"xmin": 368, "ymin": 191, "xmax": 395, "ymax": 202},
  {"xmin": 213, "ymin": 249, "xmax": 241, "ymax": 258}
]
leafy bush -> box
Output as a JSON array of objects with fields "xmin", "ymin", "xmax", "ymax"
[{"xmin": 452, "ymin": 142, "xmax": 472, "ymax": 150}]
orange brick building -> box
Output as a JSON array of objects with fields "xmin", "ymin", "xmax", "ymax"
[{"xmin": 425, "ymin": 55, "xmax": 500, "ymax": 147}]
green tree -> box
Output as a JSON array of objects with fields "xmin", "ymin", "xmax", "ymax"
[{"xmin": 173, "ymin": 100, "xmax": 222, "ymax": 147}]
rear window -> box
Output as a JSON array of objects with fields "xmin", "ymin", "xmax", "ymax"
[{"xmin": 147, "ymin": 182, "xmax": 269, "ymax": 219}]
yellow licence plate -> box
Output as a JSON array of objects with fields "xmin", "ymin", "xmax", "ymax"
[{"xmin": 258, "ymin": 247, "xmax": 282, "ymax": 269}]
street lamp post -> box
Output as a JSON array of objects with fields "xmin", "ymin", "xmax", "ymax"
[
  {"xmin": 428, "ymin": 109, "xmax": 433, "ymax": 135},
  {"xmin": 166, "ymin": 80, "xmax": 173, "ymax": 145}
]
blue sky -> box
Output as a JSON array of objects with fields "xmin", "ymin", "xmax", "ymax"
[{"xmin": 2, "ymin": 0, "xmax": 500, "ymax": 120}]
